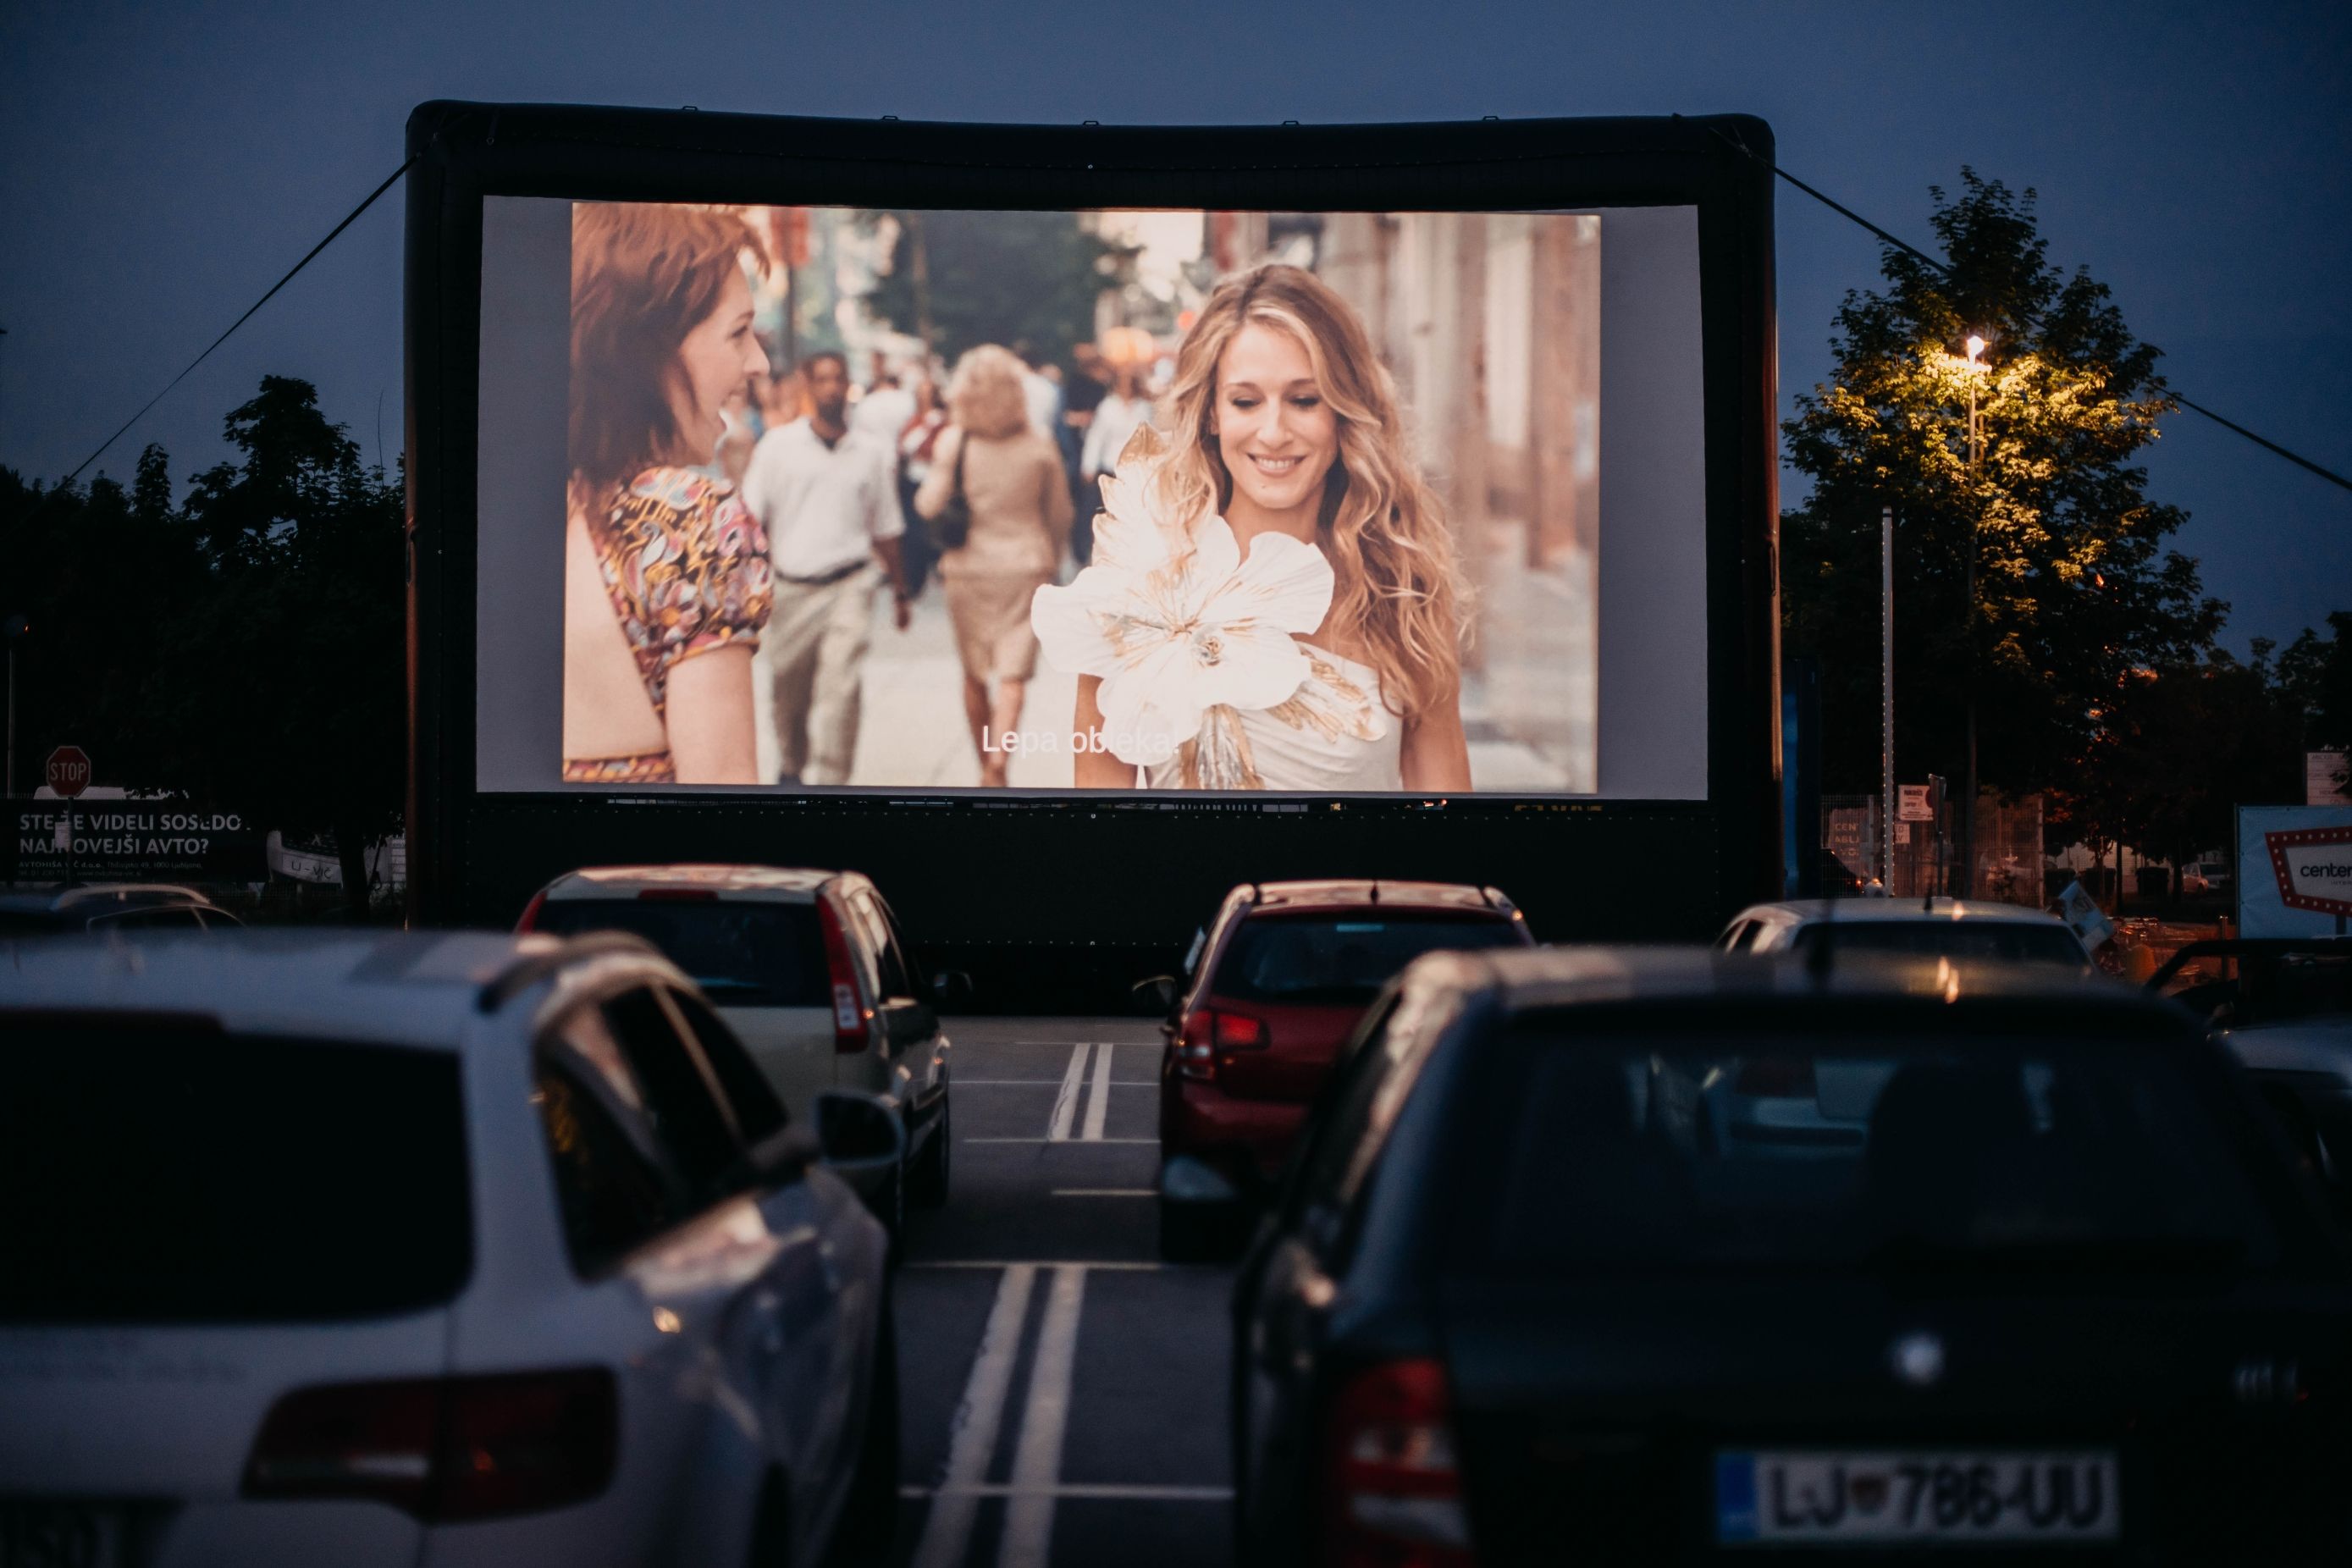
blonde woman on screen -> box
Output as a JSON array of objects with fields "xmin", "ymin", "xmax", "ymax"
[
  {"xmin": 915, "ymin": 345, "xmax": 1074, "ymax": 788},
  {"xmin": 562, "ymin": 203, "xmax": 772, "ymax": 785},
  {"xmin": 1031, "ymin": 263, "xmax": 1470, "ymax": 792}
]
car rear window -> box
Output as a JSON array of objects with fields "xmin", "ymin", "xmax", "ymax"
[
  {"xmin": 1211, "ymin": 913, "xmax": 1526, "ymax": 1005},
  {"xmin": 0, "ymin": 1024, "xmax": 470, "ymax": 1322},
  {"xmin": 1447, "ymin": 1012, "xmax": 2315, "ymax": 1281},
  {"xmin": 1792, "ymin": 920, "xmax": 2088, "ymax": 967},
  {"xmin": 533, "ymin": 897, "xmax": 829, "ymax": 1008}
]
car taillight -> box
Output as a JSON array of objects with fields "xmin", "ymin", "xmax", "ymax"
[
  {"xmin": 1735, "ymin": 1055, "xmax": 1817, "ymax": 1096},
  {"xmin": 243, "ymin": 1368, "xmax": 616, "ymax": 1521},
  {"xmin": 1177, "ymin": 1008, "xmax": 1268, "ymax": 1081},
  {"xmin": 817, "ymin": 895, "xmax": 868, "ymax": 1053},
  {"xmin": 515, "ymin": 890, "xmax": 547, "ymax": 932},
  {"xmin": 1322, "ymin": 1359, "xmax": 1471, "ymax": 1568}
]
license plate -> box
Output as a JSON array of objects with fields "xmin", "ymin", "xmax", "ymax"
[
  {"xmin": 0, "ymin": 1503, "xmax": 124, "ymax": 1568},
  {"xmin": 1716, "ymin": 1450, "xmax": 2119, "ymax": 1545}
]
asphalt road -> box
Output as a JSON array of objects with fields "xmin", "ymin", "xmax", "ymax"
[{"xmin": 887, "ymin": 1018, "xmax": 1234, "ymax": 1568}]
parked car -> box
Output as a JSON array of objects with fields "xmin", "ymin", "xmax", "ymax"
[
  {"xmin": 519, "ymin": 864, "xmax": 954, "ymax": 1227},
  {"xmin": 0, "ymin": 928, "xmax": 899, "ymax": 1568},
  {"xmin": 0, "ymin": 882, "xmax": 242, "ymax": 934},
  {"xmin": 2150, "ymin": 937, "xmax": 2352, "ymax": 1184},
  {"xmin": 1716, "ymin": 896, "xmax": 2092, "ymax": 968},
  {"xmin": 1146, "ymin": 879, "xmax": 1532, "ymax": 1259},
  {"xmin": 1229, "ymin": 947, "xmax": 2352, "ymax": 1563},
  {"xmin": 2181, "ymin": 859, "xmax": 2231, "ymax": 897}
]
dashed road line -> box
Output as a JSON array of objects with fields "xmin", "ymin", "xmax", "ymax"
[
  {"xmin": 1081, "ymin": 1043, "xmax": 1114, "ymax": 1141},
  {"xmin": 908, "ymin": 1263, "xmax": 1037, "ymax": 1568},
  {"xmin": 1047, "ymin": 1042, "xmax": 1091, "ymax": 1142},
  {"xmin": 954, "ymin": 1078, "xmax": 1159, "ymax": 1086},
  {"xmin": 963, "ymin": 1136, "xmax": 1157, "ymax": 1146},
  {"xmin": 1050, "ymin": 1189, "xmax": 1154, "ymax": 1197},
  {"xmin": 1000, "ymin": 1265, "xmax": 1087, "ymax": 1568}
]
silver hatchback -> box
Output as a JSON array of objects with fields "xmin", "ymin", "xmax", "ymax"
[{"xmin": 521, "ymin": 864, "xmax": 953, "ymax": 1226}]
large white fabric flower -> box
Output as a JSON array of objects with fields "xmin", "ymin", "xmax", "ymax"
[{"xmin": 1032, "ymin": 466, "xmax": 1333, "ymax": 765}]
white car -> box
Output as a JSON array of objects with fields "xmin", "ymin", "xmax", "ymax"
[
  {"xmin": 520, "ymin": 865, "xmax": 954, "ymax": 1226},
  {"xmin": 1715, "ymin": 897, "xmax": 2094, "ymax": 968},
  {"xmin": 0, "ymin": 929, "xmax": 897, "ymax": 1568}
]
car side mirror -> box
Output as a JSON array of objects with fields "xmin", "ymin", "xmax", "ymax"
[
  {"xmin": 2207, "ymin": 1002, "xmax": 2238, "ymax": 1032},
  {"xmin": 748, "ymin": 1125, "xmax": 820, "ymax": 1188},
  {"xmin": 814, "ymin": 1090, "xmax": 905, "ymax": 1174},
  {"xmin": 1133, "ymin": 974, "xmax": 1178, "ymax": 1017},
  {"xmin": 931, "ymin": 969, "xmax": 974, "ymax": 1008}
]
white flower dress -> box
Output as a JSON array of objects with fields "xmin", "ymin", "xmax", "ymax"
[{"xmin": 1030, "ymin": 455, "xmax": 1400, "ymax": 791}]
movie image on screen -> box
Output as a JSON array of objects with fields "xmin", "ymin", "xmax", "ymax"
[{"xmin": 550, "ymin": 202, "xmax": 1609, "ymax": 795}]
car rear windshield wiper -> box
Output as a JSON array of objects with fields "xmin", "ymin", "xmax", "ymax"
[{"xmin": 1863, "ymin": 1233, "xmax": 2250, "ymax": 1276}]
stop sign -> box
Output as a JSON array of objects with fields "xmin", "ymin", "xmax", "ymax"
[{"xmin": 46, "ymin": 745, "xmax": 91, "ymax": 799}]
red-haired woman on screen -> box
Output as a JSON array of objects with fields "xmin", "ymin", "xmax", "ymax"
[
  {"xmin": 562, "ymin": 202, "xmax": 773, "ymax": 785},
  {"xmin": 1032, "ymin": 263, "xmax": 1470, "ymax": 793}
]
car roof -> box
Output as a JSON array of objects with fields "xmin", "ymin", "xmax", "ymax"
[
  {"xmin": 0, "ymin": 929, "xmax": 682, "ymax": 1048},
  {"xmin": 1729, "ymin": 897, "xmax": 2068, "ymax": 927},
  {"xmin": 1425, "ymin": 944, "xmax": 2168, "ymax": 1020},
  {"xmin": 540, "ymin": 864, "xmax": 843, "ymax": 901},
  {"xmin": 0, "ymin": 882, "xmax": 218, "ymax": 917},
  {"xmin": 1240, "ymin": 879, "xmax": 1513, "ymax": 914}
]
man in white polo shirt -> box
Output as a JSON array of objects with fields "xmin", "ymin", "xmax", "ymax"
[{"xmin": 741, "ymin": 350, "xmax": 912, "ymax": 786}]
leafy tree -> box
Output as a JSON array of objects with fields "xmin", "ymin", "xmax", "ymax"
[
  {"xmin": 1782, "ymin": 173, "xmax": 2223, "ymax": 820},
  {"xmin": 2280, "ymin": 612, "xmax": 2352, "ymax": 800},
  {"xmin": 123, "ymin": 378, "xmax": 405, "ymax": 911},
  {"xmin": 2102, "ymin": 647, "xmax": 2304, "ymax": 886},
  {"xmin": 861, "ymin": 210, "xmax": 1135, "ymax": 365}
]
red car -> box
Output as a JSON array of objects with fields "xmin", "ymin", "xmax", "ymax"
[{"xmin": 1151, "ymin": 880, "xmax": 1533, "ymax": 1257}]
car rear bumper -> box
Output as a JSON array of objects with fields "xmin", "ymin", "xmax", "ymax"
[{"xmin": 1162, "ymin": 1081, "xmax": 1307, "ymax": 1186}]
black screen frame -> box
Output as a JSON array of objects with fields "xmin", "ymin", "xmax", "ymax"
[{"xmin": 405, "ymin": 102, "xmax": 1781, "ymax": 998}]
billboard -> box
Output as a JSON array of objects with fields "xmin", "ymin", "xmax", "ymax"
[
  {"xmin": 2237, "ymin": 806, "xmax": 2352, "ymax": 936},
  {"xmin": 409, "ymin": 105, "xmax": 1781, "ymax": 976}
]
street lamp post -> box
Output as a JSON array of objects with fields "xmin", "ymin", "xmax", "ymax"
[
  {"xmin": 1881, "ymin": 505, "xmax": 1895, "ymax": 893},
  {"xmin": 1958, "ymin": 333, "xmax": 1988, "ymax": 899}
]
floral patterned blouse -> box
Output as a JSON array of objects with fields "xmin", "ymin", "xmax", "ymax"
[{"xmin": 564, "ymin": 466, "xmax": 772, "ymax": 785}]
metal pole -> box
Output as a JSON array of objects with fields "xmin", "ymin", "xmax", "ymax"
[
  {"xmin": 1882, "ymin": 504, "xmax": 1896, "ymax": 892},
  {"xmin": 4, "ymin": 642, "xmax": 13, "ymax": 800},
  {"xmin": 1959, "ymin": 378, "xmax": 1981, "ymax": 900}
]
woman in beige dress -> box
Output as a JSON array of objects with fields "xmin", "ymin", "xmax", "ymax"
[{"xmin": 916, "ymin": 344, "xmax": 1074, "ymax": 787}]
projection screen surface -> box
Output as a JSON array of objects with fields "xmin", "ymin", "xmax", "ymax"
[{"xmin": 472, "ymin": 199, "xmax": 1706, "ymax": 801}]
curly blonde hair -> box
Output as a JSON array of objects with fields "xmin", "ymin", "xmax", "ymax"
[
  {"xmin": 1148, "ymin": 264, "xmax": 1463, "ymax": 720},
  {"xmin": 947, "ymin": 344, "xmax": 1032, "ymax": 441}
]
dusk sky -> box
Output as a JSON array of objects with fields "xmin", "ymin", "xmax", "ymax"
[{"xmin": 2, "ymin": 0, "xmax": 2344, "ymax": 649}]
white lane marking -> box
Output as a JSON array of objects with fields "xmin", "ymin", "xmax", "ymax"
[
  {"xmin": 908, "ymin": 1263, "xmax": 1037, "ymax": 1568},
  {"xmin": 1081, "ymin": 1042, "xmax": 1114, "ymax": 1141},
  {"xmin": 1051, "ymin": 1189, "xmax": 1154, "ymax": 1197},
  {"xmin": 1047, "ymin": 1042, "xmax": 1092, "ymax": 1142},
  {"xmin": 963, "ymin": 1136, "xmax": 1158, "ymax": 1146},
  {"xmin": 954, "ymin": 1079, "xmax": 1158, "ymax": 1087},
  {"xmin": 902, "ymin": 1483, "xmax": 1234, "ymax": 1500},
  {"xmin": 908, "ymin": 1259, "xmax": 1172, "ymax": 1271},
  {"xmin": 999, "ymin": 1265, "xmax": 1087, "ymax": 1568}
]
